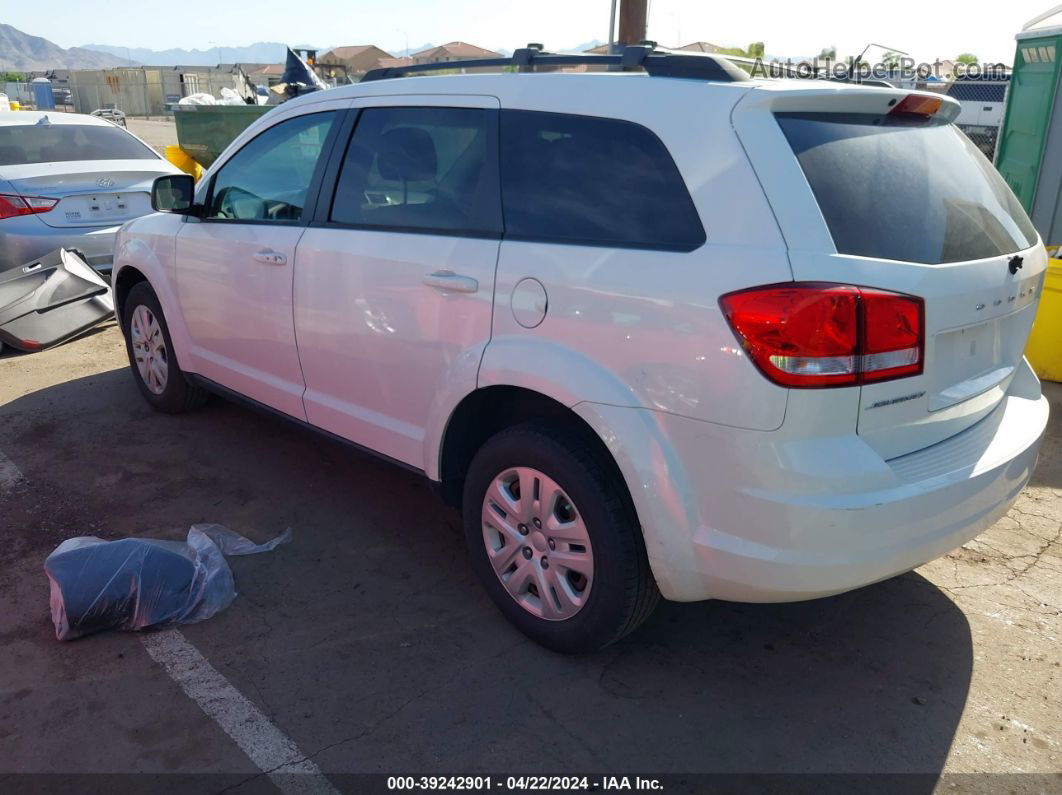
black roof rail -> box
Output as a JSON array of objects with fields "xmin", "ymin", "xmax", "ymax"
[{"xmin": 361, "ymin": 42, "xmax": 750, "ymax": 84}]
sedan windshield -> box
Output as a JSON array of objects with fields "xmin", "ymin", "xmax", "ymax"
[{"xmin": 0, "ymin": 124, "xmax": 158, "ymax": 166}]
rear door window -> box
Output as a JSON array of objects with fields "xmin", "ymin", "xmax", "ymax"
[
  {"xmin": 330, "ymin": 106, "xmax": 501, "ymax": 236},
  {"xmin": 0, "ymin": 124, "xmax": 157, "ymax": 165},
  {"xmin": 500, "ymin": 110, "xmax": 705, "ymax": 251},
  {"xmin": 776, "ymin": 113, "xmax": 1038, "ymax": 263}
]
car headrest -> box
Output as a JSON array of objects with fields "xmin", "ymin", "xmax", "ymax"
[{"xmin": 378, "ymin": 127, "xmax": 437, "ymax": 183}]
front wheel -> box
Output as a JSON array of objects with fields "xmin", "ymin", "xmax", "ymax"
[
  {"xmin": 122, "ymin": 282, "xmax": 208, "ymax": 413},
  {"xmin": 462, "ymin": 423, "xmax": 659, "ymax": 653}
]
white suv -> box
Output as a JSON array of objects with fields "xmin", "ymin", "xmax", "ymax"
[{"xmin": 113, "ymin": 48, "xmax": 1050, "ymax": 653}]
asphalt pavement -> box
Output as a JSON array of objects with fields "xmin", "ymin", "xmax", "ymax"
[{"xmin": 1, "ymin": 325, "xmax": 1059, "ymax": 793}]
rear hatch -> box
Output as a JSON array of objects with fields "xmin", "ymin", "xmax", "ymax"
[
  {"xmin": 0, "ymin": 121, "xmax": 169, "ymax": 229},
  {"xmin": 733, "ymin": 85, "xmax": 1046, "ymax": 460}
]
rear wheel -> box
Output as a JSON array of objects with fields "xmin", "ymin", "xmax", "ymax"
[
  {"xmin": 463, "ymin": 423, "xmax": 659, "ymax": 653},
  {"xmin": 122, "ymin": 282, "xmax": 208, "ymax": 413}
]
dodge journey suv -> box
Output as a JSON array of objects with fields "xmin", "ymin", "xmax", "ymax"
[{"xmin": 112, "ymin": 47, "xmax": 1050, "ymax": 652}]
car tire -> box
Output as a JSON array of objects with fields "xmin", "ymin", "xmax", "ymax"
[
  {"xmin": 122, "ymin": 282, "xmax": 209, "ymax": 414},
  {"xmin": 462, "ymin": 422, "xmax": 659, "ymax": 653}
]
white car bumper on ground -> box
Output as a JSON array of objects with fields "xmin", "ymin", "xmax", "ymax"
[{"xmin": 577, "ymin": 358, "xmax": 1049, "ymax": 603}]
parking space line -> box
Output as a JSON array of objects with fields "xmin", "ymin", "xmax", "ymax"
[
  {"xmin": 0, "ymin": 448, "xmax": 23, "ymax": 489},
  {"xmin": 141, "ymin": 630, "xmax": 340, "ymax": 795}
]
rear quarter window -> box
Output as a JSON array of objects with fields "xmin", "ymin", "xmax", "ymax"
[
  {"xmin": 776, "ymin": 112, "xmax": 1038, "ymax": 264},
  {"xmin": 500, "ymin": 110, "xmax": 705, "ymax": 251}
]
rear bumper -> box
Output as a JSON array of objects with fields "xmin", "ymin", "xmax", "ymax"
[
  {"xmin": 576, "ymin": 358, "xmax": 1049, "ymax": 603},
  {"xmin": 0, "ymin": 219, "xmax": 119, "ymax": 273}
]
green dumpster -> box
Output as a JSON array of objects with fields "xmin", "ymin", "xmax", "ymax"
[{"xmin": 172, "ymin": 105, "xmax": 273, "ymax": 168}]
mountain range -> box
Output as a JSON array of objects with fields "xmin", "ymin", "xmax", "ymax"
[
  {"xmin": 83, "ymin": 41, "xmax": 298, "ymax": 66},
  {"xmin": 84, "ymin": 41, "xmax": 516, "ymax": 65},
  {"xmin": 0, "ymin": 21, "xmax": 609, "ymax": 74},
  {"xmin": 0, "ymin": 24, "xmax": 131, "ymax": 71}
]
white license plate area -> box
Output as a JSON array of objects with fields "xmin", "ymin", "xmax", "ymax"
[
  {"xmin": 60, "ymin": 192, "xmax": 148, "ymax": 225},
  {"xmin": 930, "ymin": 312, "xmax": 1026, "ymax": 410}
]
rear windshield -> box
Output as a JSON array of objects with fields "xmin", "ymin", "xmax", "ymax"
[
  {"xmin": 0, "ymin": 124, "xmax": 157, "ymax": 166},
  {"xmin": 776, "ymin": 113, "xmax": 1038, "ymax": 264}
]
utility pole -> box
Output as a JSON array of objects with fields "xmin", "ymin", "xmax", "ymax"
[
  {"xmin": 617, "ymin": 0, "xmax": 648, "ymax": 46},
  {"xmin": 608, "ymin": 0, "xmax": 618, "ymax": 53}
]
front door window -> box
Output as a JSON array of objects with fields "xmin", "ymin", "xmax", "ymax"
[{"xmin": 206, "ymin": 112, "xmax": 337, "ymax": 223}]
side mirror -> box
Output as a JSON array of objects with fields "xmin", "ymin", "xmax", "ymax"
[{"xmin": 152, "ymin": 174, "xmax": 197, "ymax": 214}]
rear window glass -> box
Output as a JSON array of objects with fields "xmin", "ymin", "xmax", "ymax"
[
  {"xmin": 776, "ymin": 113, "xmax": 1038, "ymax": 264},
  {"xmin": 0, "ymin": 124, "xmax": 157, "ymax": 166},
  {"xmin": 500, "ymin": 110, "xmax": 705, "ymax": 251}
]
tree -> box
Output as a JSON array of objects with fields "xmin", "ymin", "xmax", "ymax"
[
  {"xmin": 956, "ymin": 53, "xmax": 978, "ymax": 64},
  {"xmin": 717, "ymin": 42, "xmax": 765, "ymax": 58},
  {"xmin": 818, "ymin": 46, "xmax": 837, "ymax": 60},
  {"xmin": 0, "ymin": 71, "xmax": 24, "ymax": 82},
  {"xmin": 881, "ymin": 50, "xmax": 902, "ymax": 67}
]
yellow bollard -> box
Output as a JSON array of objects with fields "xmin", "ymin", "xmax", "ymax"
[
  {"xmin": 1026, "ymin": 251, "xmax": 1062, "ymax": 383},
  {"xmin": 164, "ymin": 145, "xmax": 203, "ymax": 181}
]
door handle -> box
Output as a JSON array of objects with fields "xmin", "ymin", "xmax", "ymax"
[
  {"xmin": 253, "ymin": 249, "xmax": 287, "ymax": 266},
  {"xmin": 422, "ymin": 270, "xmax": 478, "ymax": 294}
]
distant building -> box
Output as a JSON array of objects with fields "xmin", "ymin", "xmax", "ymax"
[
  {"xmin": 372, "ymin": 56, "xmax": 414, "ymax": 71},
  {"xmin": 676, "ymin": 42, "xmax": 724, "ymax": 54},
  {"xmin": 26, "ymin": 68, "xmax": 71, "ymax": 87},
  {"xmin": 244, "ymin": 63, "xmax": 285, "ymax": 87},
  {"xmin": 410, "ymin": 42, "xmax": 501, "ymax": 65},
  {"xmin": 585, "ymin": 41, "xmax": 724, "ymax": 54},
  {"xmin": 217, "ymin": 63, "xmax": 279, "ymax": 87},
  {"xmin": 935, "ymin": 60, "xmax": 958, "ymax": 80},
  {"xmin": 319, "ymin": 45, "xmax": 394, "ymax": 77}
]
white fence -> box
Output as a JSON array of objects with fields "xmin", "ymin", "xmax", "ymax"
[{"xmin": 4, "ymin": 70, "xmax": 253, "ymax": 119}]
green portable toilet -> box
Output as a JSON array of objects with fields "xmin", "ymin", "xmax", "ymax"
[{"xmin": 996, "ymin": 6, "xmax": 1062, "ymax": 243}]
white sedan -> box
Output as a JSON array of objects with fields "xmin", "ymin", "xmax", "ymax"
[{"xmin": 0, "ymin": 111, "xmax": 179, "ymax": 274}]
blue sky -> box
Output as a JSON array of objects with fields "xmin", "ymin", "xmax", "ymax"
[{"xmin": 9, "ymin": 0, "xmax": 1058, "ymax": 64}]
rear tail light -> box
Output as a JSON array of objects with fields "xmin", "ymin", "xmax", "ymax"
[
  {"xmin": 0, "ymin": 193, "xmax": 59, "ymax": 220},
  {"xmin": 720, "ymin": 283, "xmax": 924, "ymax": 388}
]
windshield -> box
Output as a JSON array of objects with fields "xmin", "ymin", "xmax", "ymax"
[
  {"xmin": 0, "ymin": 124, "xmax": 158, "ymax": 166},
  {"xmin": 776, "ymin": 113, "xmax": 1038, "ymax": 264}
]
